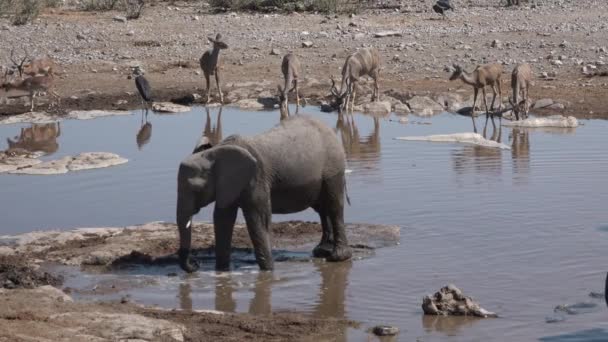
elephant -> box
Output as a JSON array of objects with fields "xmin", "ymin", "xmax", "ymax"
[{"xmin": 176, "ymin": 115, "xmax": 352, "ymax": 272}]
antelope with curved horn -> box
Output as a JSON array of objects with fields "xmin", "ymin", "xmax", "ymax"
[
  {"xmin": 509, "ymin": 63, "xmax": 533, "ymax": 121},
  {"xmin": 330, "ymin": 48, "xmax": 381, "ymax": 113}
]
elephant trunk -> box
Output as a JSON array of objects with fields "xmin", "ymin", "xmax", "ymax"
[{"xmin": 177, "ymin": 194, "xmax": 199, "ymax": 273}]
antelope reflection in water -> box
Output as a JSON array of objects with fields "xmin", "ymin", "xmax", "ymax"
[
  {"xmin": 509, "ymin": 128, "xmax": 530, "ymax": 183},
  {"xmin": 203, "ymin": 106, "xmax": 223, "ymax": 146},
  {"xmin": 7, "ymin": 122, "xmax": 61, "ymax": 155},
  {"xmin": 452, "ymin": 122, "xmax": 503, "ymax": 177},
  {"xmin": 335, "ymin": 111, "xmax": 381, "ymax": 176}
]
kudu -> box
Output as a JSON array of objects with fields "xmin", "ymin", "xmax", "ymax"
[
  {"xmin": 509, "ymin": 63, "xmax": 533, "ymax": 121},
  {"xmin": 8, "ymin": 48, "xmax": 29, "ymax": 79},
  {"xmin": 199, "ymin": 33, "xmax": 228, "ymax": 104},
  {"xmin": 1, "ymin": 75, "xmax": 59, "ymax": 111},
  {"xmin": 330, "ymin": 48, "xmax": 381, "ymax": 113},
  {"xmin": 277, "ymin": 53, "xmax": 301, "ymax": 120},
  {"xmin": 449, "ymin": 63, "xmax": 503, "ymax": 132}
]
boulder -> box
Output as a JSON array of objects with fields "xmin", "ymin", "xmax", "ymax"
[
  {"xmin": 363, "ymin": 101, "xmax": 391, "ymax": 114},
  {"xmin": 406, "ymin": 96, "xmax": 444, "ymax": 116},
  {"xmin": 152, "ymin": 102, "xmax": 191, "ymax": 113},
  {"xmin": 422, "ymin": 284, "xmax": 497, "ymax": 318}
]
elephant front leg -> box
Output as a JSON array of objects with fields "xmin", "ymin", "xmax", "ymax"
[
  {"xmin": 214, "ymin": 206, "xmax": 238, "ymax": 271},
  {"xmin": 243, "ymin": 206, "xmax": 274, "ymax": 270}
]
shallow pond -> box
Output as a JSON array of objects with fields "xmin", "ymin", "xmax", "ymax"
[{"xmin": 1, "ymin": 106, "xmax": 608, "ymax": 341}]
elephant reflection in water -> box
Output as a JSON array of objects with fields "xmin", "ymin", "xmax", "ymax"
[
  {"xmin": 7, "ymin": 122, "xmax": 61, "ymax": 155},
  {"xmin": 335, "ymin": 111, "xmax": 381, "ymax": 171},
  {"xmin": 177, "ymin": 261, "xmax": 352, "ymax": 338},
  {"xmin": 452, "ymin": 122, "xmax": 503, "ymax": 176},
  {"xmin": 136, "ymin": 111, "xmax": 152, "ymax": 150}
]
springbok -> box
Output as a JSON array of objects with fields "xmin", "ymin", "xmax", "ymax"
[
  {"xmin": 330, "ymin": 47, "xmax": 381, "ymax": 113},
  {"xmin": 449, "ymin": 63, "xmax": 503, "ymax": 131},
  {"xmin": 509, "ymin": 63, "xmax": 532, "ymax": 121},
  {"xmin": 200, "ymin": 33, "xmax": 228, "ymax": 104},
  {"xmin": 1, "ymin": 75, "xmax": 60, "ymax": 112},
  {"xmin": 277, "ymin": 53, "xmax": 301, "ymax": 120}
]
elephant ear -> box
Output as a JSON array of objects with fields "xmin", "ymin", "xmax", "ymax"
[
  {"xmin": 211, "ymin": 145, "xmax": 257, "ymax": 208},
  {"xmin": 178, "ymin": 155, "xmax": 210, "ymax": 192}
]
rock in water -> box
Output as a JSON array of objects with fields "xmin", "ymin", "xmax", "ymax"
[
  {"xmin": 422, "ymin": 284, "xmax": 497, "ymax": 318},
  {"xmin": 372, "ymin": 325, "xmax": 399, "ymax": 336}
]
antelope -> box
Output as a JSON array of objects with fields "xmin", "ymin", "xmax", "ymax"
[
  {"xmin": 1, "ymin": 75, "xmax": 60, "ymax": 112},
  {"xmin": 277, "ymin": 53, "xmax": 301, "ymax": 120},
  {"xmin": 449, "ymin": 63, "xmax": 503, "ymax": 132},
  {"xmin": 7, "ymin": 123, "xmax": 61, "ymax": 155},
  {"xmin": 509, "ymin": 63, "xmax": 533, "ymax": 121},
  {"xmin": 23, "ymin": 56, "xmax": 56, "ymax": 78},
  {"xmin": 330, "ymin": 47, "xmax": 381, "ymax": 113},
  {"xmin": 199, "ymin": 33, "xmax": 228, "ymax": 104}
]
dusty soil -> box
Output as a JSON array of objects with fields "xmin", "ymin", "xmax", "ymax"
[
  {"xmin": 0, "ymin": 220, "xmax": 397, "ymax": 340},
  {"xmin": 0, "ymin": 285, "xmax": 354, "ymax": 341},
  {"xmin": 1, "ymin": 0, "xmax": 607, "ymax": 118}
]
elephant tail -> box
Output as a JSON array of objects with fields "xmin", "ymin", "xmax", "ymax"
[{"xmin": 344, "ymin": 177, "xmax": 351, "ymax": 206}]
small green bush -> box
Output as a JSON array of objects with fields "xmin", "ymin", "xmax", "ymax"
[
  {"xmin": 208, "ymin": 0, "xmax": 361, "ymax": 13},
  {"xmin": 12, "ymin": 0, "xmax": 41, "ymax": 25},
  {"xmin": 79, "ymin": 0, "xmax": 121, "ymax": 11},
  {"xmin": 125, "ymin": 0, "xmax": 144, "ymax": 19}
]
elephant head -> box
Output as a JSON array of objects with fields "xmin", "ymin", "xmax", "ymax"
[{"xmin": 176, "ymin": 139, "xmax": 257, "ymax": 273}]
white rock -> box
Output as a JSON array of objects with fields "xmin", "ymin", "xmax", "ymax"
[
  {"xmin": 229, "ymin": 98, "xmax": 264, "ymax": 110},
  {"xmin": 67, "ymin": 110, "xmax": 132, "ymax": 120},
  {"xmin": 532, "ymin": 98, "xmax": 554, "ymax": 109},
  {"xmin": 67, "ymin": 152, "xmax": 128, "ymax": 171},
  {"xmin": 152, "ymin": 102, "xmax": 191, "ymax": 113},
  {"xmin": 48, "ymin": 312, "xmax": 185, "ymax": 341},
  {"xmin": 503, "ymin": 115, "xmax": 578, "ymax": 128},
  {"xmin": 363, "ymin": 101, "xmax": 391, "ymax": 114},
  {"xmin": 374, "ymin": 31, "xmax": 402, "ymax": 38},
  {"xmin": 395, "ymin": 133, "xmax": 511, "ymax": 149},
  {"xmin": 406, "ymin": 96, "xmax": 444, "ymax": 116}
]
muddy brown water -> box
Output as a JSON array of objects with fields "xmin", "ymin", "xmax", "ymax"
[{"xmin": 1, "ymin": 107, "xmax": 608, "ymax": 341}]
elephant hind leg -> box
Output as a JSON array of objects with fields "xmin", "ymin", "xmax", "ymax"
[
  {"xmin": 312, "ymin": 205, "xmax": 334, "ymax": 258},
  {"xmin": 322, "ymin": 173, "xmax": 352, "ymax": 262}
]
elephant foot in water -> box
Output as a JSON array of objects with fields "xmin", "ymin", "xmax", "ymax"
[
  {"xmin": 326, "ymin": 244, "xmax": 353, "ymax": 262},
  {"xmin": 312, "ymin": 242, "xmax": 334, "ymax": 258}
]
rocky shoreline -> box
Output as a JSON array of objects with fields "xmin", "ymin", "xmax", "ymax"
[{"xmin": 0, "ymin": 0, "xmax": 607, "ymax": 118}]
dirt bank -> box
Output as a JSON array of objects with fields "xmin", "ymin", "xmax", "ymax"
[
  {"xmin": 0, "ymin": 220, "xmax": 397, "ymax": 340},
  {"xmin": 0, "ymin": 285, "xmax": 355, "ymax": 341},
  {"xmin": 1, "ymin": 0, "xmax": 607, "ymax": 118}
]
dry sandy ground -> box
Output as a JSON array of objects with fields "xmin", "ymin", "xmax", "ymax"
[
  {"xmin": 0, "ymin": 0, "xmax": 607, "ymax": 118},
  {"xmin": 0, "ymin": 220, "xmax": 399, "ymax": 341}
]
